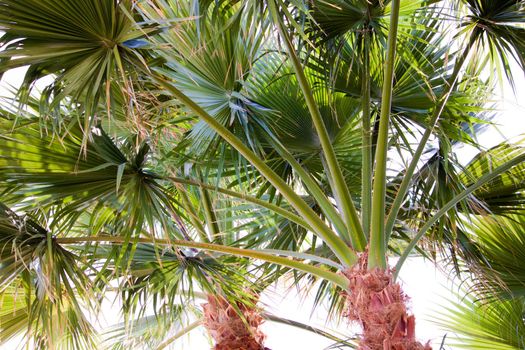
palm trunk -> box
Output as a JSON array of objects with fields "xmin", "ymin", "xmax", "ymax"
[
  {"xmin": 202, "ymin": 294, "xmax": 269, "ymax": 350},
  {"xmin": 343, "ymin": 253, "xmax": 431, "ymax": 350}
]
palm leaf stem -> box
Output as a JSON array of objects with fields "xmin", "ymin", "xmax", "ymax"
[
  {"xmin": 258, "ymin": 131, "xmax": 348, "ymax": 240},
  {"xmin": 394, "ymin": 151, "xmax": 525, "ymax": 277},
  {"xmin": 263, "ymin": 313, "xmax": 357, "ymax": 347},
  {"xmin": 167, "ymin": 177, "xmax": 311, "ymax": 231},
  {"xmin": 155, "ymin": 315, "xmax": 356, "ymax": 349},
  {"xmin": 155, "ymin": 76, "xmax": 357, "ymax": 267},
  {"xmin": 156, "ymin": 320, "xmax": 202, "ymax": 350},
  {"xmin": 368, "ymin": 0, "xmax": 401, "ymax": 269},
  {"xmin": 361, "ymin": 32, "xmax": 372, "ymax": 239},
  {"xmin": 176, "ymin": 186, "xmax": 210, "ymax": 242},
  {"xmin": 384, "ymin": 36, "xmax": 476, "ymax": 241},
  {"xmin": 268, "ymin": 0, "xmax": 366, "ymax": 251},
  {"xmin": 55, "ymin": 236, "xmax": 350, "ymax": 289},
  {"xmin": 260, "ymin": 249, "xmax": 343, "ymax": 270},
  {"xmin": 198, "ymin": 173, "xmax": 221, "ymax": 243}
]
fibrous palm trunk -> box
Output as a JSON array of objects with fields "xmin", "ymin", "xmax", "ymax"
[
  {"xmin": 202, "ymin": 294, "xmax": 269, "ymax": 350},
  {"xmin": 343, "ymin": 253, "xmax": 431, "ymax": 350}
]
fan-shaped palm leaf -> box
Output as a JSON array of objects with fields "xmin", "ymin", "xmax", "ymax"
[
  {"xmin": 0, "ymin": 0, "xmax": 153, "ymax": 123},
  {"xmin": 460, "ymin": 0, "xmax": 525, "ymax": 84},
  {"xmin": 0, "ymin": 108, "xmax": 183, "ymax": 240},
  {"xmin": 436, "ymin": 295, "xmax": 525, "ymax": 350},
  {"xmin": 0, "ymin": 203, "xmax": 97, "ymax": 349}
]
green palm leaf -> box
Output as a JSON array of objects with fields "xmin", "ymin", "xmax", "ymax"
[
  {"xmin": 461, "ymin": 214, "xmax": 525, "ymax": 299},
  {"xmin": 137, "ymin": 0, "xmax": 269, "ymax": 157},
  {"xmin": 461, "ymin": 0, "xmax": 525, "ymax": 84},
  {"xmin": 0, "ymin": 0, "xmax": 150, "ymax": 120},
  {"xmin": 436, "ymin": 295, "xmax": 525, "ymax": 349},
  {"xmin": 0, "ymin": 203, "xmax": 97, "ymax": 349},
  {"xmin": 0, "ymin": 109, "xmax": 183, "ymax": 240},
  {"xmin": 461, "ymin": 140, "xmax": 525, "ymax": 215}
]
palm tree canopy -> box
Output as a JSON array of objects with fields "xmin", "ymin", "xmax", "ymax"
[{"xmin": 0, "ymin": 0, "xmax": 525, "ymax": 349}]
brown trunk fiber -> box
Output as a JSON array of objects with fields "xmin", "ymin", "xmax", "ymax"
[
  {"xmin": 202, "ymin": 294, "xmax": 268, "ymax": 350},
  {"xmin": 343, "ymin": 252, "xmax": 431, "ymax": 350}
]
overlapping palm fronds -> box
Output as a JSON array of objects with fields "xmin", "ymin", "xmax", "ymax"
[
  {"xmin": 0, "ymin": 0, "xmax": 525, "ymax": 348},
  {"xmin": 0, "ymin": 0, "xmax": 155, "ymax": 126},
  {"xmin": 0, "ymin": 202, "xmax": 97, "ymax": 349},
  {"xmin": 436, "ymin": 295, "xmax": 525, "ymax": 350},
  {"xmin": 0, "ymin": 105, "xmax": 184, "ymax": 241},
  {"xmin": 460, "ymin": 0, "xmax": 525, "ymax": 84}
]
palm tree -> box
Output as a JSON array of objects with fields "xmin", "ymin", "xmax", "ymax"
[{"xmin": 1, "ymin": 0, "xmax": 525, "ymax": 349}]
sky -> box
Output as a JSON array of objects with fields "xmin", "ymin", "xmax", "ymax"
[{"xmin": 1, "ymin": 58, "xmax": 524, "ymax": 350}]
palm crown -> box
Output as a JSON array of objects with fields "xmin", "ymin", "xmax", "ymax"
[{"xmin": 1, "ymin": 0, "xmax": 525, "ymax": 349}]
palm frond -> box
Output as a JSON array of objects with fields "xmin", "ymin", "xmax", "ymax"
[
  {"xmin": 436, "ymin": 295, "xmax": 525, "ymax": 350},
  {"xmin": 460, "ymin": 214, "xmax": 525, "ymax": 299},
  {"xmin": 461, "ymin": 0, "xmax": 525, "ymax": 85},
  {"xmin": 460, "ymin": 140, "xmax": 525, "ymax": 215},
  {"xmin": 85, "ymin": 243, "xmax": 257, "ymax": 318},
  {"xmin": 101, "ymin": 308, "xmax": 200, "ymax": 350},
  {"xmin": 0, "ymin": 0, "xmax": 151, "ymax": 120},
  {"xmin": 137, "ymin": 0, "xmax": 270, "ymax": 158},
  {"xmin": 0, "ymin": 110, "xmax": 183, "ymax": 240},
  {"xmin": 0, "ymin": 203, "xmax": 97, "ymax": 349}
]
